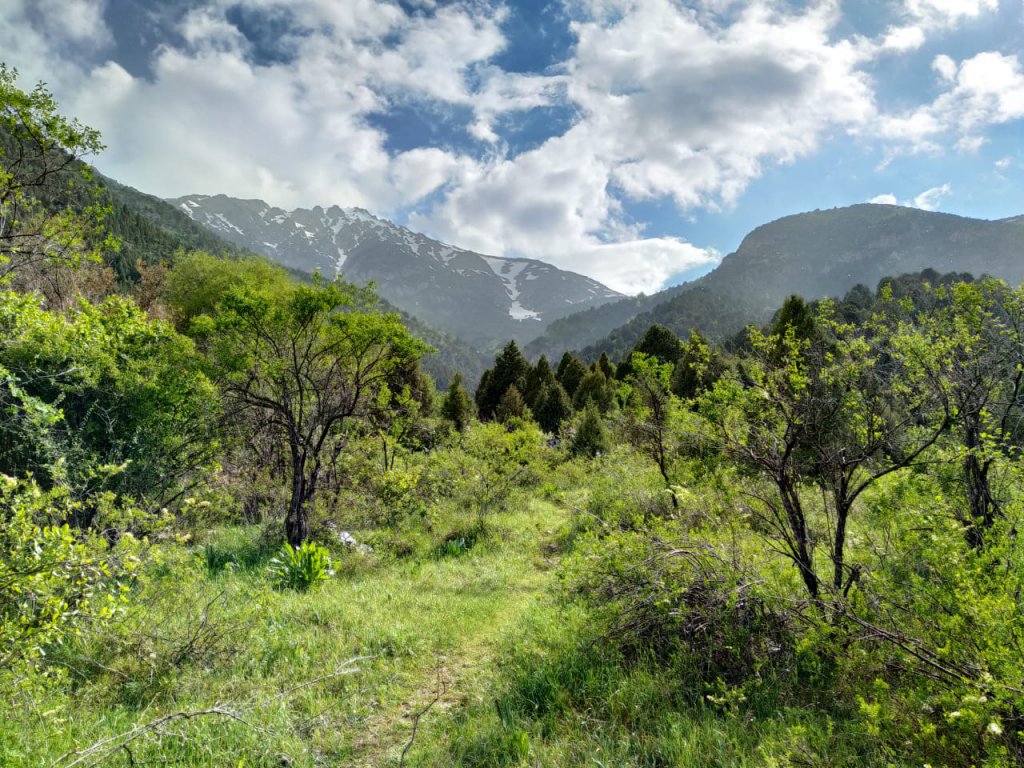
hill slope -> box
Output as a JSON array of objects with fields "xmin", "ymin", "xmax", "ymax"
[
  {"xmin": 580, "ymin": 204, "xmax": 1024, "ymax": 360},
  {"xmin": 170, "ymin": 194, "xmax": 623, "ymax": 350}
]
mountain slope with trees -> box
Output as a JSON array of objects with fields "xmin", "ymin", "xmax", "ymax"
[{"xmin": 531, "ymin": 204, "xmax": 1024, "ymax": 361}]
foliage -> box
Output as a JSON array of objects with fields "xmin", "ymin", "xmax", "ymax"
[
  {"xmin": 570, "ymin": 405, "xmax": 609, "ymax": 458},
  {"xmin": 267, "ymin": 540, "xmax": 334, "ymax": 591},
  {"xmin": 475, "ymin": 341, "xmax": 530, "ymax": 420},
  {"xmin": 0, "ymin": 476, "xmax": 139, "ymax": 673},
  {"xmin": 207, "ymin": 277, "xmax": 428, "ymax": 545},
  {"xmin": 0, "ymin": 65, "xmax": 115, "ymax": 284},
  {"xmin": 0, "ymin": 290, "xmax": 220, "ymax": 506},
  {"xmin": 440, "ymin": 371, "xmax": 474, "ymax": 432}
]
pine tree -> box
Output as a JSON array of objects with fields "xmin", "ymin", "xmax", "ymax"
[
  {"xmin": 556, "ymin": 353, "xmax": 589, "ymax": 398},
  {"xmin": 524, "ymin": 354, "xmax": 555, "ymax": 410},
  {"xmin": 495, "ymin": 384, "xmax": 530, "ymax": 424},
  {"xmin": 571, "ymin": 404, "xmax": 609, "ymax": 458},
  {"xmin": 441, "ymin": 372, "xmax": 474, "ymax": 432},
  {"xmin": 476, "ymin": 341, "xmax": 531, "ymax": 420},
  {"xmin": 633, "ymin": 324, "xmax": 683, "ymax": 364},
  {"xmin": 573, "ymin": 369, "xmax": 613, "ymax": 413},
  {"xmin": 598, "ymin": 351, "xmax": 616, "ymax": 380},
  {"xmin": 534, "ymin": 381, "xmax": 573, "ymax": 434}
]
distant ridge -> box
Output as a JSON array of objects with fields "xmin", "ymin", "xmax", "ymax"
[{"xmin": 171, "ymin": 194, "xmax": 623, "ymax": 350}]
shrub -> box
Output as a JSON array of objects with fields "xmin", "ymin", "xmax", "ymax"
[{"xmin": 267, "ymin": 541, "xmax": 334, "ymax": 591}]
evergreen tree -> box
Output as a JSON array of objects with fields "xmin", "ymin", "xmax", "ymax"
[
  {"xmin": 524, "ymin": 354, "xmax": 555, "ymax": 410},
  {"xmin": 571, "ymin": 404, "xmax": 609, "ymax": 458},
  {"xmin": 556, "ymin": 353, "xmax": 589, "ymax": 398},
  {"xmin": 441, "ymin": 372, "xmax": 474, "ymax": 432},
  {"xmin": 633, "ymin": 323, "xmax": 683, "ymax": 365},
  {"xmin": 534, "ymin": 381, "xmax": 573, "ymax": 434},
  {"xmin": 598, "ymin": 351, "xmax": 616, "ymax": 380},
  {"xmin": 573, "ymin": 369, "xmax": 613, "ymax": 413},
  {"xmin": 495, "ymin": 384, "xmax": 530, "ymax": 424},
  {"xmin": 476, "ymin": 341, "xmax": 531, "ymax": 420},
  {"xmin": 475, "ymin": 368, "xmax": 492, "ymax": 414}
]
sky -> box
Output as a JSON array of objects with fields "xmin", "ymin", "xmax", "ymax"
[{"xmin": 1, "ymin": 0, "xmax": 1022, "ymax": 295}]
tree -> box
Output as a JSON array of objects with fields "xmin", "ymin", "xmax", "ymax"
[
  {"xmin": 555, "ymin": 352, "xmax": 589, "ymax": 398},
  {"xmin": 441, "ymin": 372, "xmax": 474, "ymax": 432},
  {"xmin": 534, "ymin": 381, "xmax": 572, "ymax": 434},
  {"xmin": 622, "ymin": 353, "xmax": 680, "ymax": 506},
  {"xmin": 571, "ymin": 404, "xmax": 609, "ymax": 458},
  {"xmin": 495, "ymin": 384, "xmax": 530, "ymax": 425},
  {"xmin": 208, "ymin": 279, "xmax": 428, "ymax": 545},
  {"xmin": 573, "ymin": 368, "xmax": 614, "ymax": 413},
  {"xmin": 0, "ymin": 65, "xmax": 113, "ymax": 285},
  {"xmin": 0, "ymin": 290, "xmax": 220, "ymax": 512},
  {"xmin": 597, "ymin": 351, "xmax": 616, "ymax": 380},
  {"xmin": 633, "ymin": 324, "xmax": 682, "ymax": 365},
  {"xmin": 699, "ymin": 301, "xmax": 950, "ymax": 600},
  {"xmin": 476, "ymin": 341, "xmax": 530, "ymax": 420},
  {"xmin": 523, "ymin": 354, "xmax": 555, "ymax": 409},
  {"xmin": 671, "ymin": 329, "xmax": 726, "ymax": 399}
]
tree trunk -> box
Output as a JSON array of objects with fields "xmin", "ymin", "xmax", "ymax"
[
  {"xmin": 779, "ymin": 477, "xmax": 818, "ymax": 600},
  {"xmin": 286, "ymin": 467, "xmax": 309, "ymax": 547},
  {"xmin": 963, "ymin": 421, "xmax": 997, "ymax": 548}
]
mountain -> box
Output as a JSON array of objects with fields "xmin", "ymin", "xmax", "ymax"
[
  {"xmin": 169, "ymin": 194, "xmax": 623, "ymax": 350},
  {"xmin": 579, "ymin": 204, "xmax": 1024, "ymax": 361}
]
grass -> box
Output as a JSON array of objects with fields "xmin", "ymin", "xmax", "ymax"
[{"xmin": 3, "ymin": 499, "xmax": 569, "ymax": 767}]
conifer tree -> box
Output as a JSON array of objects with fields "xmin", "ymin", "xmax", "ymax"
[
  {"xmin": 571, "ymin": 404, "xmax": 609, "ymax": 458},
  {"xmin": 524, "ymin": 354, "xmax": 555, "ymax": 410},
  {"xmin": 556, "ymin": 353, "xmax": 589, "ymax": 398},
  {"xmin": 476, "ymin": 341, "xmax": 530, "ymax": 420},
  {"xmin": 598, "ymin": 351, "xmax": 616, "ymax": 380},
  {"xmin": 441, "ymin": 372, "xmax": 474, "ymax": 432},
  {"xmin": 633, "ymin": 323, "xmax": 683, "ymax": 364},
  {"xmin": 573, "ymin": 369, "xmax": 613, "ymax": 413},
  {"xmin": 534, "ymin": 381, "xmax": 573, "ymax": 434},
  {"xmin": 495, "ymin": 384, "xmax": 530, "ymax": 424}
]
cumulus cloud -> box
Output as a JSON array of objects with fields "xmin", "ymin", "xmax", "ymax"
[
  {"xmin": 878, "ymin": 51, "xmax": 1024, "ymax": 153},
  {"xmin": 0, "ymin": 0, "xmax": 1011, "ymax": 294}
]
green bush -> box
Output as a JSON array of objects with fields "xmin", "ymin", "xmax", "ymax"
[{"xmin": 267, "ymin": 541, "xmax": 334, "ymax": 591}]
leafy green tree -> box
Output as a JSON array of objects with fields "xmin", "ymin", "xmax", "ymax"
[
  {"xmin": 0, "ymin": 290, "xmax": 219, "ymax": 510},
  {"xmin": 0, "ymin": 65, "xmax": 113, "ymax": 284},
  {"xmin": 622, "ymin": 353, "xmax": 680, "ymax": 506},
  {"xmin": 699, "ymin": 302, "xmax": 950, "ymax": 600},
  {"xmin": 671, "ymin": 329, "xmax": 726, "ymax": 399},
  {"xmin": 208, "ymin": 279, "xmax": 428, "ymax": 545},
  {"xmin": 534, "ymin": 381, "xmax": 573, "ymax": 434},
  {"xmin": 555, "ymin": 352, "xmax": 589, "ymax": 398},
  {"xmin": 441, "ymin": 371, "xmax": 474, "ymax": 432},
  {"xmin": 571, "ymin": 404, "xmax": 609, "ymax": 458},
  {"xmin": 165, "ymin": 250, "xmax": 292, "ymax": 330}
]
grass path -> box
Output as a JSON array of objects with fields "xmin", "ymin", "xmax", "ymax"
[
  {"xmin": 351, "ymin": 498, "xmax": 567, "ymax": 766},
  {"xmin": 0, "ymin": 498, "xmax": 570, "ymax": 767}
]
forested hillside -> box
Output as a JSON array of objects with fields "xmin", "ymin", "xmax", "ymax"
[
  {"xmin": 6, "ymin": 68, "xmax": 1024, "ymax": 768},
  {"xmin": 534, "ymin": 204, "xmax": 1024, "ymax": 361}
]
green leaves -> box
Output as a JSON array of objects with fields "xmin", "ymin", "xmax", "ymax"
[{"xmin": 267, "ymin": 541, "xmax": 333, "ymax": 591}]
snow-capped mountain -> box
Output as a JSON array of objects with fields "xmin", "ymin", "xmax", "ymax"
[{"xmin": 170, "ymin": 194, "xmax": 623, "ymax": 348}]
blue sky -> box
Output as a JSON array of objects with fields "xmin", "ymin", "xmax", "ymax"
[{"xmin": 1, "ymin": 0, "xmax": 1022, "ymax": 294}]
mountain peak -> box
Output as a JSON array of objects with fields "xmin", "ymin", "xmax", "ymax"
[{"xmin": 169, "ymin": 193, "xmax": 622, "ymax": 348}]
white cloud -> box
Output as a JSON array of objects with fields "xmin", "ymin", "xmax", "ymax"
[
  {"xmin": 0, "ymin": 0, "xmax": 1012, "ymax": 295},
  {"xmin": 913, "ymin": 182, "xmax": 952, "ymax": 210},
  {"xmin": 875, "ymin": 51, "xmax": 1024, "ymax": 152},
  {"xmin": 995, "ymin": 156, "xmax": 1013, "ymax": 170},
  {"xmin": 868, "ymin": 184, "xmax": 952, "ymax": 210}
]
